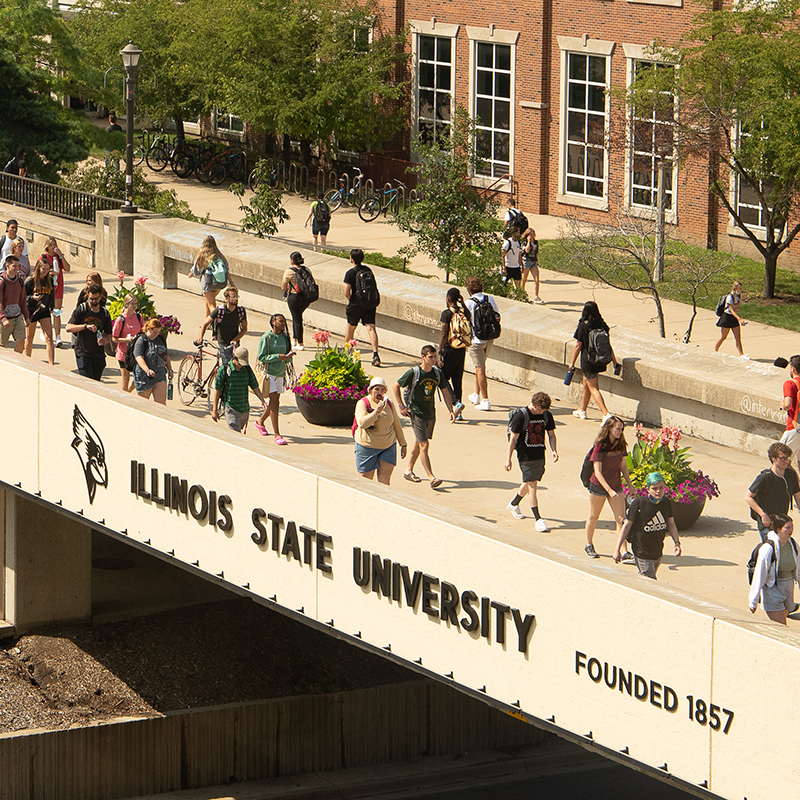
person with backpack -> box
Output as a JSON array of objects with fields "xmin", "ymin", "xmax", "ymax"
[
  {"xmin": 392, "ymin": 345, "xmax": 455, "ymax": 488},
  {"xmin": 521, "ymin": 228, "xmax": 543, "ymax": 303},
  {"xmin": 343, "ymin": 248, "xmax": 381, "ymax": 367},
  {"xmin": 714, "ymin": 280, "xmax": 748, "ymax": 358},
  {"xmin": 24, "ymin": 255, "xmax": 56, "ymax": 366},
  {"xmin": 745, "ymin": 442, "xmax": 800, "ymax": 543},
  {"xmin": 583, "ymin": 415, "xmax": 633, "ymax": 560},
  {"xmin": 111, "ymin": 293, "xmax": 142, "ymax": 393},
  {"xmin": 613, "ymin": 472, "xmax": 680, "ymax": 580},
  {"xmin": 465, "ymin": 276, "xmax": 501, "ymax": 412},
  {"xmin": 304, "ymin": 192, "xmax": 331, "ymax": 249},
  {"xmin": 437, "ymin": 287, "xmax": 470, "ymax": 421},
  {"xmin": 500, "ymin": 228, "xmax": 523, "ymax": 289},
  {"xmin": 504, "ymin": 196, "xmax": 528, "ymax": 237},
  {"xmin": 504, "ymin": 392, "xmax": 558, "ymax": 531},
  {"xmin": 0, "ymin": 220, "xmax": 27, "ymax": 262},
  {"xmin": 282, "ymin": 251, "xmax": 318, "ymax": 351},
  {"xmin": 780, "ymin": 355, "xmax": 800, "ymax": 473},
  {"xmin": 748, "ymin": 514, "xmax": 799, "ymax": 624},
  {"xmin": 41, "ymin": 237, "xmax": 71, "ymax": 348},
  {"xmin": 254, "ymin": 313, "xmax": 294, "ymax": 446},
  {"xmin": 353, "ymin": 376, "xmax": 407, "ymax": 485},
  {"xmin": 65, "ymin": 283, "xmax": 112, "ymax": 381},
  {"xmin": 567, "ymin": 301, "xmax": 619, "ymax": 423},
  {"xmin": 211, "ymin": 346, "xmax": 267, "ymax": 434},
  {"xmin": 188, "ymin": 235, "xmax": 234, "ymax": 319},
  {"xmin": 0, "ymin": 254, "xmax": 30, "ymax": 354},
  {"xmin": 132, "ymin": 318, "xmax": 174, "ymax": 405},
  {"xmin": 195, "ymin": 286, "xmax": 248, "ymax": 365}
]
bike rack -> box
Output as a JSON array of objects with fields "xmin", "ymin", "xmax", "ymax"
[{"xmin": 288, "ymin": 163, "xmax": 309, "ymax": 196}]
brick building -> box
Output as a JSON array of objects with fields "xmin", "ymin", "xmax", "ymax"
[{"xmin": 374, "ymin": 0, "xmax": 799, "ymax": 267}]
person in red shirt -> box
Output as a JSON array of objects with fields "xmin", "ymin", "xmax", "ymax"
[{"xmin": 780, "ymin": 355, "xmax": 800, "ymax": 472}]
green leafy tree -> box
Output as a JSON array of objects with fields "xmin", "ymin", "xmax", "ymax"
[
  {"xmin": 626, "ymin": 0, "xmax": 800, "ymax": 298},
  {"xmin": 397, "ymin": 105, "xmax": 503, "ymax": 282},
  {"xmin": 229, "ymin": 160, "xmax": 290, "ymax": 238},
  {"xmin": 0, "ymin": 1, "xmax": 88, "ymax": 178}
]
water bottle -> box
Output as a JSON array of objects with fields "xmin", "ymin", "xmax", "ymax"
[
  {"xmin": 564, "ymin": 368, "xmax": 575, "ymax": 386},
  {"xmin": 167, "ymin": 380, "xmax": 174, "ymax": 401}
]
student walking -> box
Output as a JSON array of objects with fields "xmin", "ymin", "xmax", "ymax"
[
  {"xmin": 254, "ymin": 313, "xmax": 294, "ymax": 445},
  {"xmin": 188, "ymin": 235, "xmax": 234, "ymax": 318},
  {"xmin": 211, "ymin": 346, "xmax": 267, "ymax": 434},
  {"xmin": 41, "ymin": 237, "xmax": 71, "ymax": 348},
  {"xmin": 195, "ymin": 286, "xmax": 248, "ymax": 365},
  {"xmin": 714, "ymin": 280, "xmax": 747, "ymax": 358},
  {"xmin": 465, "ymin": 276, "xmax": 501, "ymax": 412},
  {"xmin": 748, "ymin": 514, "xmax": 799, "ymax": 624},
  {"xmin": 583, "ymin": 416, "xmax": 633, "ymax": 560},
  {"xmin": 521, "ymin": 228, "xmax": 543, "ymax": 303},
  {"xmin": 500, "ymin": 229, "xmax": 523, "ymax": 289},
  {"xmin": 282, "ymin": 251, "xmax": 318, "ymax": 351},
  {"xmin": 438, "ymin": 287, "xmax": 470, "ymax": 420},
  {"xmin": 780, "ymin": 354, "xmax": 800, "ymax": 473},
  {"xmin": 343, "ymin": 248, "xmax": 381, "ymax": 366},
  {"xmin": 568, "ymin": 301, "xmax": 618, "ymax": 422},
  {"xmin": 65, "ymin": 283, "xmax": 112, "ymax": 381},
  {"xmin": 613, "ymin": 472, "xmax": 681, "ymax": 579},
  {"xmin": 745, "ymin": 442, "xmax": 800, "ymax": 542},
  {"xmin": 0, "ymin": 255, "xmax": 30, "ymax": 353},
  {"xmin": 504, "ymin": 392, "xmax": 558, "ymax": 531},
  {"xmin": 353, "ymin": 377, "xmax": 407, "ymax": 485},
  {"xmin": 393, "ymin": 345, "xmax": 455, "ymax": 488},
  {"xmin": 304, "ymin": 193, "xmax": 331, "ymax": 249},
  {"xmin": 24, "ymin": 256, "xmax": 55, "ymax": 365}
]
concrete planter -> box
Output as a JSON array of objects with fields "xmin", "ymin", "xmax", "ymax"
[
  {"xmin": 295, "ymin": 394, "xmax": 358, "ymax": 427},
  {"xmin": 671, "ymin": 498, "xmax": 706, "ymax": 531}
]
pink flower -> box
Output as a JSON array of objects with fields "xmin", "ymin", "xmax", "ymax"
[
  {"xmin": 117, "ymin": 271, "xmax": 125, "ymax": 284},
  {"xmin": 134, "ymin": 276, "xmax": 147, "ymax": 286},
  {"xmin": 347, "ymin": 339, "xmax": 358, "ymax": 348},
  {"xmin": 313, "ymin": 330, "xmax": 331, "ymax": 346}
]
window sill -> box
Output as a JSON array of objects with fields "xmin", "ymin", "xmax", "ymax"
[
  {"xmin": 469, "ymin": 175, "xmax": 512, "ymax": 190},
  {"xmin": 557, "ymin": 192, "xmax": 608, "ymax": 212},
  {"xmin": 727, "ymin": 223, "xmax": 767, "ymax": 242}
]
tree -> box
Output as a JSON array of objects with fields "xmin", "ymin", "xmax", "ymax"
[
  {"xmin": 228, "ymin": 160, "xmax": 290, "ymax": 238},
  {"xmin": 626, "ymin": 0, "xmax": 800, "ymax": 299},
  {"xmin": 0, "ymin": 0, "xmax": 88, "ymax": 178},
  {"xmin": 196, "ymin": 0, "xmax": 408, "ymax": 162},
  {"xmin": 397, "ymin": 105, "xmax": 503, "ymax": 282},
  {"xmin": 559, "ymin": 196, "xmax": 730, "ymax": 339}
]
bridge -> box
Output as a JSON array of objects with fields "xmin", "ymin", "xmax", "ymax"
[{"xmin": 0, "ymin": 345, "xmax": 795, "ymax": 800}]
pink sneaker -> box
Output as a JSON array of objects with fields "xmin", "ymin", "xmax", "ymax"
[
  {"xmin": 254, "ymin": 422, "xmax": 269, "ymax": 436},
  {"xmin": 274, "ymin": 435, "xmax": 288, "ymax": 445}
]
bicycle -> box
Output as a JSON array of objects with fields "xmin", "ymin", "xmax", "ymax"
[
  {"xmin": 248, "ymin": 161, "xmax": 281, "ymax": 192},
  {"xmin": 323, "ymin": 168, "xmax": 365, "ymax": 211},
  {"xmin": 203, "ymin": 148, "xmax": 248, "ymax": 186},
  {"xmin": 358, "ymin": 179, "xmax": 413, "ymax": 222},
  {"xmin": 145, "ymin": 132, "xmax": 177, "ymax": 172},
  {"xmin": 177, "ymin": 339, "xmax": 224, "ymax": 412}
]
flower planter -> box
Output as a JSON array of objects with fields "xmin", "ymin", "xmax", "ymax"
[
  {"xmin": 670, "ymin": 498, "xmax": 706, "ymax": 531},
  {"xmin": 295, "ymin": 395, "xmax": 359, "ymax": 427}
]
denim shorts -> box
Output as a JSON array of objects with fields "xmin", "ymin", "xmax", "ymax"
[
  {"xmin": 355, "ymin": 442, "xmax": 396, "ymax": 473},
  {"xmin": 762, "ymin": 578, "xmax": 795, "ymax": 612}
]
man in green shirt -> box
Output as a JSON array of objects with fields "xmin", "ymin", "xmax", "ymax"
[
  {"xmin": 211, "ymin": 346, "xmax": 267, "ymax": 434},
  {"xmin": 392, "ymin": 344, "xmax": 454, "ymax": 488}
]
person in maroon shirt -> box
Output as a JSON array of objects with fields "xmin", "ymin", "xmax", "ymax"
[{"xmin": 0, "ymin": 255, "xmax": 30, "ymax": 353}]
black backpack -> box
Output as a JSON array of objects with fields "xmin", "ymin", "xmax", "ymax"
[
  {"xmin": 3, "ymin": 158, "xmax": 16, "ymax": 174},
  {"xmin": 507, "ymin": 407, "xmax": 531, "ymax": 443},
  {"xmin": 354, "ymin": 265, "xmax": 380, "ymax": 308},
  {"xmin": 507, "ymin": 209, "xmax": 529, "ymax": 234},
  {"xmin": 587, "ymin": 328, "xmax": 613, "ymax": 365},
  {"xmin": 293, "ymin": 267, "xmax": 319, "ymax": 303},
  {"xmin": 580, "ymin": 447, "xmax": 597, "ymax": 488},
  {"xmin": 313, "ymin": 200, "xmax": 331, "ymax": 225},
  {"xmin": 123, "ymin": 331, "xmax": 146, "ymax": 372},
  {"xmin": 212, "ymin": 304, "xmax": 246, "ymax": 340},
  {"xmin": 471, "ymin": 294, "xmax": 501, "ymax": 341},
  {"xmin": 715, "ymin": 294, "xmax": 727, "ymax": 317}
]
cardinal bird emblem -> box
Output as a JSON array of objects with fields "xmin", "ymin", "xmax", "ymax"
[{"xmin": 71, "ymin": 405, "xmax": 108, "ymax": 504}]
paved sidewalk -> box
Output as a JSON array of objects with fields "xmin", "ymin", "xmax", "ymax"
[{"xmin": 15, "ymin": 170, "xmax": 800, "ymax": 631}]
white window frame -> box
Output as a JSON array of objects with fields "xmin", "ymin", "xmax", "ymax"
[
  {"xmin": 557, "ymin": 36, "xmax": 614, "ymax": 211},
  {"xmin": 410, "ymin": 20, "xmax": 459, "ymax": 149},
  {"xmin": 211, "ymin": 108, "xmax": 246, "ymax": 142},
  {"xmin": 623, "ymin": 44, "xmax": 678, "ymax": 224},
  {"xmin": 727, "ymin": 121, "xmax": 775, "ymax": 241},
  {"xmin": 467, "ymin": 25, "xmax": 518, "ymax": 189}
]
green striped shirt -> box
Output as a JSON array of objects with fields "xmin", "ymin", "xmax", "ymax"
[{"xmin": 216, "ymin": 364, "xmax": 258, "ymax": 413}]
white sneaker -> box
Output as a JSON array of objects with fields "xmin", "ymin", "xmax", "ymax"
[
  {"xmin": 572, "ymin": 409, "xmax": 587, "ymax": 420},
  {"xmin": 476, "ymin": 399, "xmax": 491, "ymax": 411},
  {"xmin": 468, "ymin": 393, "xmax": 480, "ymax": 405},
  {"xmin": 601, "ymin": 413, "xmax": 613, "ymax": 425},
  {"xmin": 535, "ymin": 518, "xmax": 550, "ymax": 532},
  {"xmin": 55, "ymin": 335, "xmax": 62, "ymax": 348},
  {"xmin": 507, "ymin": 502, "xmax": 524, "ymax": 520},
  {"xmin": 740, "ymin": 354, "xmax": 750, "ymax": 360},
  {"xmin": 294, "ymin": 343, "xmax": 304, "ymax": 352},
  {"xmin": 534, "ymin": 296, "xmax": 544, "ymax": 304},
  {"xmin": 39, "ymin": 330, "xmax": 46, "ymax": 343}
]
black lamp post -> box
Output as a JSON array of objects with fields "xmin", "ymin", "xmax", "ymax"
[{"xmin": 119, "ymin": 42, "xmax": 142, "ymax": 213}]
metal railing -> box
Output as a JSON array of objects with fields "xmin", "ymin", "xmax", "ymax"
[{"xmin": 0, "ymin": 173, "xmax": 124, "ymax": 225}]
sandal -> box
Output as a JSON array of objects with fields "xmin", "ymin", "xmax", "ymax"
[
  {"xmin": 430, "ymin": 478, "xmax": 443, "ymax": 489},
  {"xmin": 274, "ymin": 435, "xmax": 288, "ymax": 445},
  {"xmin": 403, "ymin": 472, "xmax": 422, "ymax": 483},
  {"xmin": 254, "ymin": 422, "xmax": 269, "ymax": 436}
]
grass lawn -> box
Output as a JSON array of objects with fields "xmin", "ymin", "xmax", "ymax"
[{"xmin": 537, "ymin": 238, "xmax": 800, "ymax": 333}]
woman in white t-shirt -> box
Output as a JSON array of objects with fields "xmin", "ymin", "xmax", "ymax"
[{"xmin": 714, "ymin": 280, "xmax": 747, "ymax": 358}]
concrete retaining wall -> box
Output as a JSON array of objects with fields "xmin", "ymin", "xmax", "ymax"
[
  {"xmin": 133, "ymin": 218, "xmax": 786, "ymax": 455},
  {"xmin": 0, "ymin": 680, "xmax": 545, "ymax": 800}
]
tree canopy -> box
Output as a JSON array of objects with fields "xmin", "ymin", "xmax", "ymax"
[{"xmin": 627, "ymin": 0, "xmax": 800, "ymax": 298}]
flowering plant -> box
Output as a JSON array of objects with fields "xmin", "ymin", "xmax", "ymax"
[
  {"xmin": 626, "ymin": 424, "xmax": 720, "ymax": 504},
  {"xmin": 292, "ymin": 331, "xmax": 369, "ymax": 401},
  {"xmin": 106, "ymin": 275, "xmax": 181, "ymax": 333}
]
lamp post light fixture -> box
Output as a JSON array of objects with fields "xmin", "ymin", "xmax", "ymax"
[{"xmin": 119, "ymin": 42, "xmax": 143, "ymax": 213}]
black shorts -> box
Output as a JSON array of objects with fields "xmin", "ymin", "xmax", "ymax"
[
  {"xmin": 716, "ymin": 312, "xmax": 739, "ymax": 329},
  {"xmin": 346, "ymin": 304, "xmax": 377, "ymax": 326},
  {"xmin": 311, "ymin": 222, "xmax": 330, "ymax": 235},
  {"xmin": 505, "ymin": 266, "xmax": 522, "ymax": 280},
  {"xmin": 519, "ymin": 458, "xmax": 546, "ymax": 483}
]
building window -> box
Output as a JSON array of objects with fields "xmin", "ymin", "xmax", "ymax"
[
  {"xmin": 215, "ymin": 110, "xmax": 244, "ymax": 135},
  {"xmin": 474, "ymin": 41, "xmax": 512, "ymax": 178},
  {"xmin": 735, "ymin": 121, "xmax": 774, "ymax": 229},
  {"xmin": 417, "ymin": 35, "xmax": 453, "ymax": 145},
  {"xmin": 565, "ymin": 52, "xmax": 608, "ymax": 198},
  {"xmin": 629, "ymin": 61, "xmax": 676, "ymax": 211}
]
